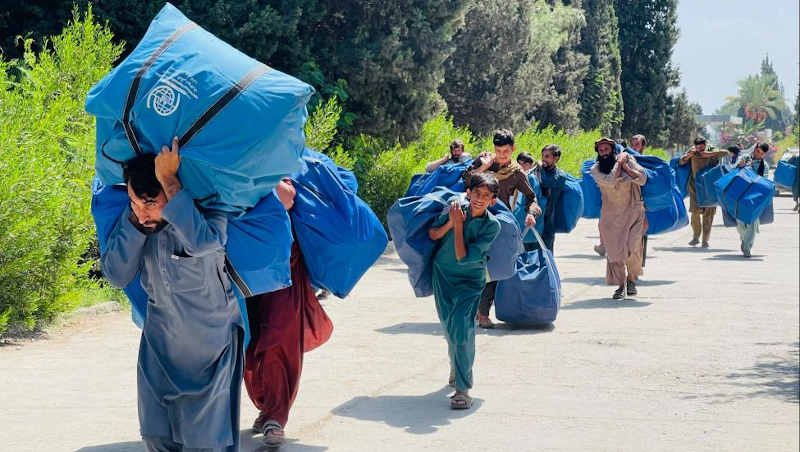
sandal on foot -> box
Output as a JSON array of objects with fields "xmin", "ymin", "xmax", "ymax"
[
  {"xmin": 626, "ymin": 280, "xmax": 637, "ymax": 296},
  {"xmin": 450, "ymin": 391, "xmax": 472, "ymax": 410},
  {"xmin": 612, "ymin": 285, "xmax": 625, "ymax": 300},
  {"xmin": 262, "ymin": 420, "xmax": 285, "ymax": 447},
  {"xmin": 252, "ymin": 412, "xmax": 269, "ymax": 432},
  {"xmin": 477, "ymin": 314, "xmax": 494, "ymax": 329}
]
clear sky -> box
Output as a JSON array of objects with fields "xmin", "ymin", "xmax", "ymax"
[{"xmin": 672, "ymin": 0, "xmax": 799, "ymax": 115}]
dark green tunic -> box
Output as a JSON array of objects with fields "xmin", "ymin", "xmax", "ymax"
[{"xmin": 431, "ymin": 203, "xmax": 500, "ymax": 391}]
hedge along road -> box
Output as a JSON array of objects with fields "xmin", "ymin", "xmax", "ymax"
[{"xmin": 1, "ymin": 196, "xmax": 798, "ymax": 452}]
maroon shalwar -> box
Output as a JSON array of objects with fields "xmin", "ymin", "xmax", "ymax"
[{"xmin": 243, "ymin": 242, "xmax": 333, "ymax": 426}]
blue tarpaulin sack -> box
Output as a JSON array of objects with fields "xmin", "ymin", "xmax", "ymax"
[
  {"xmin": 405, "ymin": 160, "xmax": 472, "ymax": 197},
  {"xmin": 645, "ymin": 187, "xmax": 689, "ymax": 235},
  {"xmin": 720, "ymin": 204, "xmax": 738, "ymax": 227},
  {"xmin": 695, "ymin": 164, "xmax": 724, "ymax": 207},
  {"xmin": 670, "ymin": 157, "xmax": 691, "ymax": 199},
  {"xmin": 387, "ymin": 188, "xmax": 462, "ymax": 297},
  {"xmin": 86, "ymin": 3, "xmax": 312, "ymax": 216},
  {"xmin": 291, "ymin": 157, "xmax": 388, "ymax": 298},
  {"xmin": 486, "ymin": 201, "xmax": 524, "ymax": 282},
  {"xmin": 759, "ymin": 199, "xmax": 774, "ymax": 225},
  {"xmin": 774, "ymin": 160, "xmax": 798, "ymax": 188},
  {"xmin": 513, "ymin": 173, "xmax": 547, "ymax": 241},
  {"xmin": 714, "ymin": 167, "xmax": 776, "ymax": 224},
  {"xmin": 580, "ymin": 159, "xmax": 601, "ymax": 219},
  {"xmin": 553, "ymin": 174, "xmax": 584, "ymax": 233},
  {"xmin": 633, "ymin": 154, "xmax": 674, "ymax": 211},
  {"xmin": 494, "ymin": 227, "xmax": 561, "ymax": 327},
  {"xmin": 302, "ymin": 147, "xmax": 358, "ymax": 193}
]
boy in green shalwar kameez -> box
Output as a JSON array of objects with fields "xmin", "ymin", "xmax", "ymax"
[{"xmin": 428, "ymin": 173, "xmax": 501, "ymax": 409}]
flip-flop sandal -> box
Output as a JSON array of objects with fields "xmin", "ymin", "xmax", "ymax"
[
  {"xmin": 450, "ymin": 392, "xmax": 472, "ymax": 410},
  {"xmin": 262, "ymin": 420, "xmax": 285, "ymax": 447}
]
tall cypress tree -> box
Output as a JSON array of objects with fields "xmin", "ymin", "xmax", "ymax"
[
  {"xmin": 615, "ymin": 0, "xmax": 679, "ymax": 145},
  {"xmin": 576, "ymin": 0, "xmax": 623, "ymax": 136}
]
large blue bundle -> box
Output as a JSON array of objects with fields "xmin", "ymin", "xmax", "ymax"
[
  {"xmin": 645, "ymin": 187, "xmax": 688, "ymax": 235},
  {"xmin": 486, "ymin": 201, "xmax": 524, "ymax": 282},
  {"xmin": 387, "ymin": 188, "xmax": 461, "ymax": 297},
  {"xmin": 405, "ymin": 160, "xmax": 472, "ymax": 197},
  {"xmin": 513, "ymin": 173, "xmax": 547, "ymax": 241},
  {"xmin": 291, "ymin": 158, "xmax": 387, "ymax": 298},
  {"xmin": 303, "ymin": 148, "xmax": 358, "ymax": 193},
  {"xmin": 695, "ymin": 164, "xmax": 725, "ymax": 207},
  {"xmin": 720, "ymin": 204, "xmax": 738, "ymax": 227},
  {"xmin": 580, "ymin": 159, "xmax": 602, "ymax": 219},
  {"xmin": 760, "ymin": 199, "xmax": 774, "ymax": 225},
  {"xmin": 634, "ymin": 155, "xmax": 674, "ymax": 211},
  {"xmin": 86, "ymin": 3, "xmax": 312, "ymax": 216},
  {"xmin": 225, "ymin": 194, "xmax": 293, "ymax": 297},
  {"xmin": 553, "ymin": 174, "xmax": 584, "ymax": 233},
  {"xmin": 670, "ymin": 157, "xmax": 691, "ymax": 199},
  {"xmin": 494, "ymin": 228, "xmax": 561, "ymax": 327},
  {"xmin": 774, "ymin": 160, "xmax": 798, "ymax": 188},
  {"xmin": 714, "ymin": 167, "xmax": 776, "ymax": 224}
]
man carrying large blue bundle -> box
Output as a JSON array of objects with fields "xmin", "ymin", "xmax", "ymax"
[
  {"xmin": 679, "ymin": 136, "xmax": 729, "ymax": 248},
  {"xmin": 425, "ymin": 139, "xmax": 472, "ymax": 172},
  {"xmin": 428, "ymin": 173, "xmax": 501, "ymax": 410},
  {"xmin": 101, "ymin": 138, "xmax": 245, "ymax": 452},
  {"xmin": 591, "ymin": 138, "xmax": 648, "ymax": 300},
  {"xmin": 732, "ymin": 143, "xmax": 771, "ymax": 257},
  {"xmin": 529, "ymin": 144, "xmax": 567, "ymax": 252},
  {"xmin": 462, "ymin": 129, "xmax": 540, "ymax": 328}
]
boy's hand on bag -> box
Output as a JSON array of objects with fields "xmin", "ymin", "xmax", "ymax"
[
  {"xmin": 276, "ymin": 179, "xmax": 296, "ymax": 211},
  {"xmin": 155, "ymin": 137, "xmax": 182, "ymax": 199},
  {"xmin": 449, "ymin": 201, "xmax": 466, "ymax": 227},
  {"xmin": 525, "ymin": 214, "xmax": 536, "ymax": 227}
]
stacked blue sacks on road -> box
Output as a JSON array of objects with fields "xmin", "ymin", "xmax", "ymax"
[
  {"xmin": 404, "ymin": 159, "xmax": 472, "ymax": 197},
  {"xmin": 290, "ymin": 156, "xmax": 387, "ymax": 299},
  {"xmin": 774, "ymin": 159, "xmax": 798, "ymax": 189},
  {"xmin": 494, "ymin": 228, "xmax": 561, "ymax": 327},
  {"xmin": 714, "ymin": 167, "xmax": 776, "ymax": 225},
  {"xmin": 86, "ymin": 3, "xmax": 312, "ymax": 216}
]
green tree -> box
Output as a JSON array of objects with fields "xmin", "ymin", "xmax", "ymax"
[
  {"xmin": 576, "ymin": 0, "xmax": 623, "ymax": 136},
  {"xmin": 439, "ymin": 0, "xmax": 550, "ymax": 134},
  {"xmin": 615, "ymin": 0, "xmax": 679, "ymax": 145},
  {"xmin": 665, "ymin": 89, "xmax": 701, "ymax": 150}
]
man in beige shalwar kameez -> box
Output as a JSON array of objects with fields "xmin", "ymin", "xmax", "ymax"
[
  {"xmin": 591, "ymin": 138, "xmax": 648, "ymax": 300},
  {"xmin": 679, "ymin": 136, "xmax": 729, "ymax": 248}
]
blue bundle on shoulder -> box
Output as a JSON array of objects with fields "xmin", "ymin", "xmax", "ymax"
[
  {"xmin": 580, "ymin": 159, "xmax": 601, "ymax": 219},
  {"xmin": 486, "ymin": 201, "xmax": 524, "ymax": 282},
  {"xmin": 86, "ymin": 3, "xmax": 312, "ymax": 216},
  {"xmin": 405, "ymin": 160, "xmax": 472, "ymax": 197},
  {"xmin": 714, "ymin": 167, "xmax": 775, "ymax": 225}
]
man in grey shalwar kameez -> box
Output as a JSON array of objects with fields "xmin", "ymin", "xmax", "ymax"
[{"xmin": 102, "ymin": 138, "xmax": 244, "ymax": 451}]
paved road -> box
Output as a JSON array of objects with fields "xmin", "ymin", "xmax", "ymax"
[{"xmin": 2, "ymin": 196, "xmax": 798, "ymax": 452}]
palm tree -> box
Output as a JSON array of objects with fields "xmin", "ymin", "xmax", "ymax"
[{"xmin": 724, "ymin": 74, "xmax": 786, "ymax": 125}]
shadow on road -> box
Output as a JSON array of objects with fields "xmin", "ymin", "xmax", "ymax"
[
  {"xmin": 704, "ymin": 254, "xmax": 764, "ymax": 261},
  {"xmin": 682, "ymin": 342, "xmax": 799, "ymax": 405},
  {"xmin": 331, "ymin": 386, "xmax": 481, "ymax": 434},
  {"xmin": 75, "ymin": 433, "xmax": 327, "ymax": 452},
  {"xmin": 376, "ymin": 322, "xmax": 443, "ymax": 336},
  {"xmin": 561, "ymin": 277, "xmax": 676, "ymax": 287},
  {"xmin": 653, "ymin": 246, "xmax": 729, "ymax": 253},
  {"xmin": 558, "ymin": 254, "xmax": 604, "ymax": 260},
  {"xmin": 562, "ymin": 298, "xmax": 651, "ymax": 310}
]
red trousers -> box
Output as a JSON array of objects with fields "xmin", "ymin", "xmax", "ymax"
[{"xmin": 243, "ymin": 243, "xmax": 333, "ymax": 426}]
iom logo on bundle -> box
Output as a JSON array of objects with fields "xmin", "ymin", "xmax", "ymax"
[{"xmin": 146, "ymin": 71, "xmax": 199, "ymax": 117}]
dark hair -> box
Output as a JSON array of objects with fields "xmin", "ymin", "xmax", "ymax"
[
  {"xmin": 694, "ymin": 136, "xmax": 707, "ymax": 146},
  {"xmin": 726, "ymin": 145, "xmax": 740, "ymax": 153},
  {"xmin": 123, "ymin": 154, "xmax": 163, "ymax": 199},
  {"xmin": 757, "ymin": 142, "xmax": 770, "ymax": 153},
  {"xmin": 492, "ymin": 129, "xmax": 514, "ymax": 147},
  {"xmin": 467, "ymin": 172, "xmax": 499, "ymax": 197},
  {"xmin": 616, "ymin": 139, "xmax": 628, "ymax": 148},
  {"xmin": 541, "ymin": 144, "xmax": 562, "ymax": 158},
  {"xmin": 450, "ymin": 139, "xmax": 465, "ymax": 151},
  {"xmin": 516, "ymin": 151, "xmax": 535, "ymax": 165}
]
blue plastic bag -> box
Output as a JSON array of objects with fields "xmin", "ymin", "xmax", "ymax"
[
  {"xmin": 774, "ymin": 160, "xmax": 797, "ymax": 189},
  {"xmin": 302, "ymin": 148, "xmax": 358, "ymax": 193},
  {"xmin": 714, "ymin": 168, "xmax": 776, "ymax": 224},
  {"xmin": 695, "ymin": 164, "xmax": 724, "ymax": 207},
  {"xmin": 645, "ymin": 187, "xmax": 689, "ymax": 235},
  {"xmin": 291, "ymin": 158, "xmax": 388, "ymax": 298},
  {"xmin": 494, "ymin": 227, "xmax": 561, "ymax": 327},
  {"xmin": 86, "ymin": 3, "xmax": 312, "ymax": 216},
  {"xmin": 486, "ymin": 201, "xmax": 524, "ymax": 282},
  {"xmin": 387, "ymin": 188, "xmax": 462, "ymax": 297},
  {"xmin": 670, "ymin": 156, "xmax": 691, "ymax": 199},
  {"xmin": 759, "ymin": 199, "xmax": 774, "ymax": 225},
  {"xmin": 580, "ymin": 159, "xmax": 602, "ymax": 219},
  {"xmin": 553, "ymin": 174, "xmax": 584, "ymax": 233},
  {"xmin": 405, "ymin": 160, "xmax": 472, "ymax": 197}
]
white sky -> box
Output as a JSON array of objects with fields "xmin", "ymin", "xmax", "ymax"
[{"xmin": 672, "ymin": 0, "xmax": 799, "ymax": 114}]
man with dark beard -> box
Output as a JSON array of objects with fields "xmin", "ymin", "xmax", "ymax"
[
  {"xmin": 590, "ymin": 138, "xmax": 648, "ymax": 300},
  {"xmin": 679, "ymin": 136, "xmax": 729, "ymax": 248}
]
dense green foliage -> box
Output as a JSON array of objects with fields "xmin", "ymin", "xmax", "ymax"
[
  {"xmin": 576, "ymin": 0, "xmax": 623, "ymax": 136},
  {"xmin": 0, "ymin": 7, "xmax": 123, "ymax": 334},
  {"xmin": 615, "ymin": 0, "xmax": 680, "ymax": 145}
]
